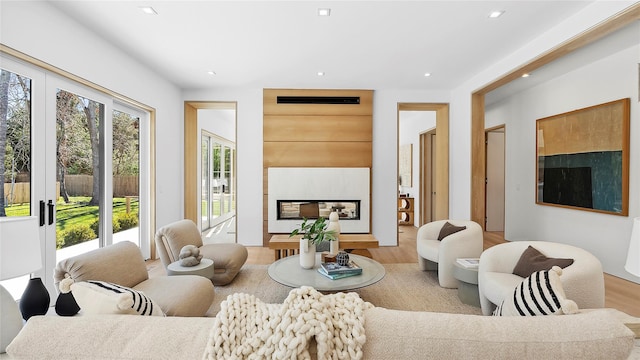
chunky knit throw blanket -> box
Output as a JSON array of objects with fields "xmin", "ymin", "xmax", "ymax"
[{"xmin": 204, "ymin": 286, "xmax": 374, "ymax": 360}]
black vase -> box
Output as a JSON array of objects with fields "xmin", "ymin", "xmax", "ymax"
[
  {"xmin": 55, "ymin": 292, "xmax": 80, "ymax": 316},
  {"xmin": 19, "ymin": 277, "xmax": 50, "ymax": 320}
]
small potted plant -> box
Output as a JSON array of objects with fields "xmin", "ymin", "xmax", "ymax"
[{"xmin": 290, "ymin": 217, "xmax": 336, "ymax": 269}]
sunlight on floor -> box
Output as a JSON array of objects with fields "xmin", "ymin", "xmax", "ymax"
[{"xmin": 202, "ymin": 216, "xmax": 236, "ymax": 244}]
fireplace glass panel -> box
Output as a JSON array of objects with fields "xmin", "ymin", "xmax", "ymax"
[{"xmin": 277, "ymin": 200, "xmax": 360, "ymax": 220}]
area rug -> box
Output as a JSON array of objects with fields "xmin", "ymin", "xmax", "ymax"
[{"xmin": 207, "ymin": 263, "xmax": 482, "ymax": 316}]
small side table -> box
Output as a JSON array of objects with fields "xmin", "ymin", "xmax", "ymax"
[
  {"xmin": 167, "ymin": 258, "xmax": 215, "ymax": 280},
  {"xmin": 452, "ymin": 261, "xmax": 480, "ymax": 307}
]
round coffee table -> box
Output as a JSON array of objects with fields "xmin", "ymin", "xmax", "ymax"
[
  {"xmin": 268, "ymin": 253, "xmax": 385, "ymax": 292},
  {"xmin": 167, "ymin": 258, "xmax": 215, "ymax": 280}
]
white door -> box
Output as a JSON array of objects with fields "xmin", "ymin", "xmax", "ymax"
[{"xmin": 0, "ymin": 57, "xmax": 47, "ymax": 299}]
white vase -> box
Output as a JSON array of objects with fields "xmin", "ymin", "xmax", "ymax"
[
  {"xmin": 330, "ymin": 240, "xmax": 339, "ymax": 255},
  {"xmin": 300, "ymin": 239, "xmax": 316, "ymax": 269},
  {"xmin": 327, "ymin": 211, "xmax": 341, "ymax": 255}
]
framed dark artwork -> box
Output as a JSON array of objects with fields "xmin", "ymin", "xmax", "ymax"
[{"xmin": 536, "ymin": 98, "xmax": 630, "ymax": 215}]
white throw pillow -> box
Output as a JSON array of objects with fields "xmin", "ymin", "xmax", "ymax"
[
  {"xmin": 493, "ymin": 266, "xmax": 578, "ymax": 316},
  {"xmin": 70, "ymin": 280, "xmax": 164, "ymax": 316}
]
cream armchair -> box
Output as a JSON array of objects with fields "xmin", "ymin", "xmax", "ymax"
[
  {"xmin": 54, "ymin": 241, "xmax": 214, "ymax": 317},
  {"xmin": 478, "ymin": 241, "xmax": 605, "ymax": 315},
  {"xmin": 417, "ymin": 220, "xmax": 483, "ymax": 288},
  {"xmin": 155, "ymin": 219, "xmax": 248, "ymax": 285}
]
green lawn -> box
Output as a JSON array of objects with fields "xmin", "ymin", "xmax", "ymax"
[{"xmin": 4, "ymin": 196, "xmax": 139, "ymax": 233}]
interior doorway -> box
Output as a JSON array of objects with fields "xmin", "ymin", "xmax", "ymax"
[
  {"xmin": 397, "ymin": 103, "xmax": 449, "ymax": 239},
  {"xmin": 485, "ymin": 126, "xmax": 505, "ymax": 232},
  {"xmin": 184, "ymin": 101, "xmax": 237, "ymax": 243}
]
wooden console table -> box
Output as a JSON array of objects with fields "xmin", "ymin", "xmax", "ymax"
[{"xmin": 268, "ymin": 234, "xmax": 379, "ymax": 261}]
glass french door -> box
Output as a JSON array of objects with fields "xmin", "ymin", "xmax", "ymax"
[
  {"xmin": 1, "ymin": 54, "xmax": 150, "ymax": 301},
  {"xmin": 0, "ymin": 59, "xmax": 44, "ymax": 299},
  {"xmin": 201, "ymin": 135, "xmax": 210, "ymax": 230},
  {"xmin": 201, "ymin": 132, "xmax": 235, "ymax": 238}
]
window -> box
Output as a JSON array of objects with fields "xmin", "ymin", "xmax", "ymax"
[{"xmin": 1, "ymin": 53, "xmax": 154, "ymax": 300}]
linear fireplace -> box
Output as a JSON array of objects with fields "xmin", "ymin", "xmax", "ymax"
[
  {"xmin": 277, "ymin": 200, "xmax": 360, "ymax": 220},
  {"xmin": 268, "ymin": 167, "xmax": 370, "ymax": 233}
]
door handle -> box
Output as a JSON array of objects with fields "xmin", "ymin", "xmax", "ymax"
[
  {"xmin": 47, "ymin": 200, "xmax": 55, "ymax": 225},
  {"xmin": 39, "ymin": 200, "xmax": 45, "ymax": 226}
]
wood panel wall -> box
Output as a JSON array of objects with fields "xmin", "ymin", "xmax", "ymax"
[{"xmin": 263, "ymin": 89, "xmax": 373, "ymax": 244}]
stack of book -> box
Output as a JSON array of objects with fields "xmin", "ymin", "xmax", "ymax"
[{"xmin": 317, "ymin": 260, "xmax": 362, "ymax": 280}]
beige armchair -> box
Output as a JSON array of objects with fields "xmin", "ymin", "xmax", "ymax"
[
  {"xmin": 417, "ymin": 220, "xmax": 484, "ymax": 288},
  {"xmin": 54, "ymin": 241, "xmax": 214, "ymax": 317},
  {"xmin": 478, "ymin": 241, "xmax": 605, "ymax": 315},
  {"xmin": 155, "ymin": 219, "xmax": 248, "ymax": 285}
]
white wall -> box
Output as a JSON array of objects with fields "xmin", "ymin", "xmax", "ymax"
[
  {"xmin": 448, "ymin": 1, "xmax": 637, "ymax": 224},
  {"xmin": 485, "ymin": 44, "xmax": 639, "ymax": 282},
  {"xmin": 0, "ymin": 1, "xmax": 184, "ymax": 231},
  {"xmin": 399, "ymin": 111, "xmax": 437, "ymax": 223},
  {"xmin": 198, "ymin": 109, "xmax": 236, "ymax": 142}
]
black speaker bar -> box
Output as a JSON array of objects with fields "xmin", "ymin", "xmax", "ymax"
[{"xmin": 276, "ymin": 96, "xmax": 360, "ymax": 105}]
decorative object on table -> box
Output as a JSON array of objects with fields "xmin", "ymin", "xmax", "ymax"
[
  {"xmin": 55, "ymin": 274, "xmax": 80, "ymax": 316},
  {"xmin": 0, "ymin": 216, "xmax": 44, "ymax": 352},
  {"xmin": 317, "ymin": 268, "xmax": 362, "ymax": 280},
  {"xmin": 625, "ymin": 217, "xmax": 640, "ymax": 277},
  {"xmin": 320, "ymin": 260, "xmax": 362, "ymax": 275},
  {"xmin": 321, "ymin": 252, "xmax": 337, "ymax": 263},
  {"xmin": 19, "ymin": 277, "xmax": 50, "ymax": 320},
  {"xmin": 326, "ymin": 211, "xmax": 341, "ymax": 255},
  {"xmin": 178, "ymin": 245, "xmax": 203, "ymax": 267},
  {"xmin": 336, "ymin": 251, "xmax": 350, "ymax": 266},
  {"xmin": 290, "ymin": 217, "xmax": 336, "ymax": 269}
]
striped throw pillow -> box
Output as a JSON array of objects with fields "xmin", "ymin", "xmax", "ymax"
[
  {"xmin": 493, "ymin": 266, "xmax": 578, "ymax": 316},
  {"xmin": 70, "ymin": 280, "xmax": 164, "ymax": 316}
]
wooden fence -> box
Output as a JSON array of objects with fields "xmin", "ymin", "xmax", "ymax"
[
  {"xmin": 3, "ymin": 182, "xmax": 61, "ymax": 204},
  {"xmin": 3, "ymin": 175, "xmax": 138, "ymax": 204}
]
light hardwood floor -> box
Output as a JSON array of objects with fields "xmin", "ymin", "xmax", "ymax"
[{"xmin": 151, "ymin": 226, "xmax": 640, "ymax": 317}]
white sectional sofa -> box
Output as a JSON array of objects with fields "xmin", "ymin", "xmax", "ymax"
[{"xmin": 5, "ymin": 307, "xmax": 637, "ymax": 359}]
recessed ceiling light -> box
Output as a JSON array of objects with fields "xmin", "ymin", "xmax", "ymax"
[
  {"xmin": 207, "ymin": 70, "xmax": 216, "ymax": 76},
  {"xmin": 139, "ymin": 6, "xmax": 158, "ymax": 15},
  {"xmin": 318, "ymin": 8, "xmax": 331, "ymax": 16},
  {"xmin": 424, "ymin": 73, "xmax": 431, "ymax": 77},
  {"xmin": 317, "ymin": 71, "xmax": 325, "ymax": 76},
  {"xmin": 521, "ymin": 73, "xmax": 530, "ymax": 78},
  {"xmin": 489, "ymin": 10, "xmax": 505, "ymax": 18}
]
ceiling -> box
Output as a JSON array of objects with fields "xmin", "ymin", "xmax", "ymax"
[
  {"xmin": 486, "ymin": 19, "xmax": 640, "ymax": 104},
  {"xmin": 45, "ymin": 1, "xmax": 598, "ymax": 91}
]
